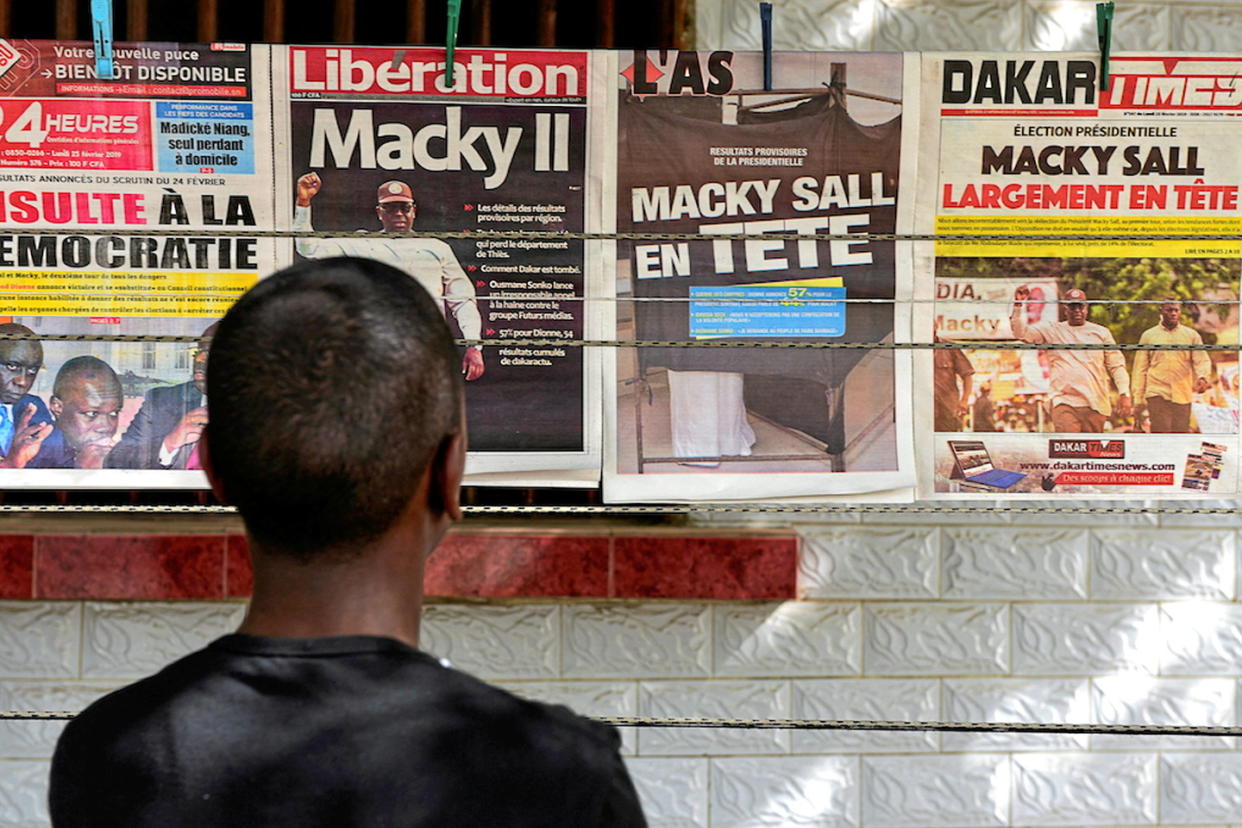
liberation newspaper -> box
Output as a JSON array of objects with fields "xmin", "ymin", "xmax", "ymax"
[{"xmin": 272, "ymin": 46, "xmax": 604, "ymax": 486}]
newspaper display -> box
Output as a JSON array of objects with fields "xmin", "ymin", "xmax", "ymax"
[
  {"xmin": 0, "ymin": 39, "xmax": 274, "ymax": 488},
  {"xmin": 603, "ymin": 50, "xmax": 917, "ymax": 501},
  {"xmin": 271, "ymin": 46, "xmax": 604, "ymax": 485},
  {"xmin": 918, "ymin": 53, "xmax": 1242, "ymax": 498}
]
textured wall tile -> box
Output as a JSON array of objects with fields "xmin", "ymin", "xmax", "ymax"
[
  {"xmin": 712, "ymin": 756, "xmax": 859, "ymax": 827},
  {"xmin": 716, "ymin": 0, "xmax": 876, "ymax": 50},
  {"xmin": 614, "ymin": 536, "xmax": 796, "ymax": 600},
  {"xmin": 1091, "ymin": 677, "xmax": 1234, "ymax": 751},
  {"xmin": 420, "ymin": 604, "xmax": 559, "ymax": 680},
  {"xmin": 225, "ymin": 534, "xmax": 252, "ymax": 598},
  {"xmin": 1161, "ymin": 602, "xmax": 1242, "ymax": 675},
  {"xmin": 942, "ymin": 678, "xmax": 1089, "ymax": 752},
  {"xmin": 625, "ymin": 757, "xmax": 708, "ymax": 828},
  {"xmin": 0, "ymin": 537, "xmax": 33, "ymax": 600},
  {"xmin": 0, "ymin": 602, "xmax": 80, "ymax": 680},
  {"xmin": 864, "ymin": 603, "xmax": 1008, "ymax": 676},
  {"xmin": 637, "ymin": 681, "xmax": 789, "ymax": 755},
  {"xmin": 427, "ymin": 535, "xmax": 609, "ymax": 599},
  {"xmin": 502, "ymin": 680, "xmax": 637, "ymax": 754},
  {"xmin": 862, "ymin": 755, "xmax": 1008, "ymax": 828},
  {"xmin": 81, "ymin": 601, "xmax": 245, "ymax": 679},
  {"xmin": 0, "ymin": 760, "xmax": 49, "ymax": 826},
  {"xmin": 798, "ymin": 528, "xmax": 937, "ymax": 599},
  {"xmin": 1161, "ymin": 752, "xmax": 1242, "ymax": 825},
  {"xmin": 36, "ymin": 534, "xmax": 226, "ymax": 600},
  {"xmin": 1091, "ymin": 529, "xmax": 1234, "ymax": 600},
  {"xmin": 791, "ymin": 679, "xmax": 938, "ymax": 753},
  {"xmin": 875, "ymin": 0, "xmax": 1021, "ymax": 51},
  {"xmin": 0, "ymin": 681, "xmax": 117, "ymax": 759},
  {"xmin": 1013, "ymin": 604, "xmax": 1159, "ymax": 675},
  {"xmin": 714, "ymin": 602, "xmax": 860, "ymax": 677},
  {"xmin": 1172, "ymin": 5, "xmax": 1242, "ymax": 51},
  {"xmin": 1012, "ymin": 753, "xmax": 1156, "ymax": 826},
  {"xmin": 1024, "ymin": 1, "xmax": 1169, "ymax": 50},
  {"xmin": 943, "ymin": 528, "xmax": 1086, "ymax": 599},
  {"xmin": 563, "ymin": 604, "xmax": 710, "ymax": 679}
]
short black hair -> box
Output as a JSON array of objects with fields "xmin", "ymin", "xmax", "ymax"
[
  {"xmin": 0, "ymin": 323, "xmax": 42, "ymax": 363},
  {"xmin": 53, "ymin": 356, "xmax": 119, "ymax": 399},
  {"xmin": 206, "ymin": 256, "xmax": 462, "ymax": 558}
]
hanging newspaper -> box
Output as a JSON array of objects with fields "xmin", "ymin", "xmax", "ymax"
[
  {"xmin": 272, "ymin": 46, "xmax": 604, "ymax": 485},
  {"xmin": 917, "ymin": 53, "xmax": 1242, "ymax": 498},
  {"xmin": 603, "ymin": 50, "xmax": 916, "ymax": 502},
  {"xmin": 0, "ymin": 39, "xmax": 275, "ymax": 488}
]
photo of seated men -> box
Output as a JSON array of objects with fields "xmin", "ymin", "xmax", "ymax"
[
  {"xmin": 0, "ymin": 317, "xmax": 220, "ymax": 471},
  {"xmin": 3, "ymin": 355, "xmax": 123, "ymax": 470},
  {"xmin": 106, "ymin": 322, "xmax": 217, "ymax": 470}
]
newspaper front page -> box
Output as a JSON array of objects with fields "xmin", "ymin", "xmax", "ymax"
[
  {"xmin": 917, "ymin": 53, "xmax": 1242, "ymax": 498},
  {"xmin": 0, "ymin": 39, "xmax": 275, "ymax": 488},
  {"xmin": 604, "ymin": 50, "xmax": 916, "ymax": 502},
  {"xmin": 272, "ymin": 46, "xmax": 604, "ymax": 486}
]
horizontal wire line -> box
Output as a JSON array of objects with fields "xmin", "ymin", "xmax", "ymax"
[
  {"xmin": 0, "ymin": 332, "xmax": 1229, "ymax": 351},
  {"xmin": 0, "ymin": 505, "xmax": 1235, "ymax": 516},
  {"xmin": 3, "ymin": 293, "xmax": 1233, "ymax": 306},
  {"xmin": 0, "ymin": 710, "xmax": 1236, "ymax": 735},
  {"xmin": 3, "ymin": 227, "xmax": 1242, "ymax": 242}
]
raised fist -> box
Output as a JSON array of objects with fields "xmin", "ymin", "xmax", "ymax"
[{"xmin": 296, "ymin": 172, "xmax": 322, "ymax": 206}]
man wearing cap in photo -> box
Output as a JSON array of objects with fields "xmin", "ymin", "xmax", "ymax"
[
  {"xmin": 1130, "ymin": 298, "xmax": 1212, "ymax": 433},
  {"xmin": 1011, "ymin": 286, "xmax": 1131, "ymax": 433},
  {"xmin": 291, "ymin": 173, "xmax": 485, "ymax": 381}
]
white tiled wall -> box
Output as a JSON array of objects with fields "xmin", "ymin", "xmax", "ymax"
[
  {"xmin": 696, "ymin": 0, "xmax": 1242, "ymax": 53},
  {"xmin": 6, "ymin": 514, "xmax": 1242, "ymax": 826}
]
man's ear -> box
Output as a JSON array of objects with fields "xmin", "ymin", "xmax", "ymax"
[
  {"xmin": 428, "ymin": 429, "xmax": 466, "ymax": 522},
  {"xmin": 48, "ymin": 395, "xmax": 62, "ymax": 418},
  {"xmin": 197, "ymin": 426, "xmax": 230, "ymax": 505}
]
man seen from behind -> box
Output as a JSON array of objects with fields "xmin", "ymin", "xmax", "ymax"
[{"xmin": 49, "ymin": 257, "xmax": 646, "ymax": 827}]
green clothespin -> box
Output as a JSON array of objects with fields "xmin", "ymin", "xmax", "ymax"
[
  {"xmin": 1096, "ymin": 2, "xmax": 1114, "ymax": 91},
  {"xmin": 445, "ymin": 0, "xmax": 462, "ymax": 86}
]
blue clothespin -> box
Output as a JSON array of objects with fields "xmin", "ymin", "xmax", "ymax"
[
  {"xmin": 759, "ymin": 2, "xmax": 773, "ymax": 91},
  {"xmin": 91, "ymin": 0, "xmax": 115, "ymax": 80},
  {"xmin": 445, "ymin": 0, "xmax": 462, "ymax": 87},
  {"xmin": 1096, "ymin": 2, "xmax": 1114, "ymax": 91}
]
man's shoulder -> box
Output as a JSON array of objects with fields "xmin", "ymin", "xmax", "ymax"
[
  {"xmin": 432, "ymin": 660, "xmax": 621, "ymax": 752},
  {"xmin": 15, "ymin": 394, "xmax": 50, "ymax": 420},
  {"xmin": 146, "ymin": 381, "xmax": 196, "ymax": 402}
]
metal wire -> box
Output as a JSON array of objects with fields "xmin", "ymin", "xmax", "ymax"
[
  {"xmin": 0, "ymin": 709, "xmax": 1238, "ymax": 736},
  {"xmin": 0, "ymin": 332, "xmax": 1228, "ymax": 351},
  {"xmin": 0, "ymin": 504, "xmax": 1234, "ymax": 516},
  {"xmin": 3, "ymin": 226, "xmax": 1242, "ymax": 243}
]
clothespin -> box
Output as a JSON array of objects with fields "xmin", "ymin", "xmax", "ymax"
[
  {"xmin": 91, "ymin": 0, "xmax": 115, "ymax": 80},
  {"xmin": 1096, "ymin": 2, "xmax": 1114, "ymax": 91},
  {"xmin": 759, "ymin": 2, "xmax": 773, "ymax": 91},
  {"xmin": 445, "ymin": 0, "xmax": 462, "ymax": 87}
]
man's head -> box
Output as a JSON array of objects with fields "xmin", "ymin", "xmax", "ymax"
[
  {"xmin": 1062, "ymin": 288, "xmax": 1089, "ymax": 326},
  {"xmin": 205, "ymin": 256, "xmax": 464, "ymax": 558},
  {"xmin": 1159, "ymin": 298, "xmax": 1182, "ymax": 331},
  {"xmin": 0, "ymin": 323, "xmax": 42, "ymax": 405},
  {"xmin": 50, "ymin": 356, "xmax": 122, "ymax": 454},
  {"xmin": 192, "ymin": 322, "xmax": 219, "ymax": 395},
  {"xmin": 375, "ymin": 181, "xmax": 416, "ymax": 234}
]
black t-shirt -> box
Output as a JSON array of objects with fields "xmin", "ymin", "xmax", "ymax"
[{"xmin": 49, "ymin": 634, "xmax": 647, "ymax": 827}]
